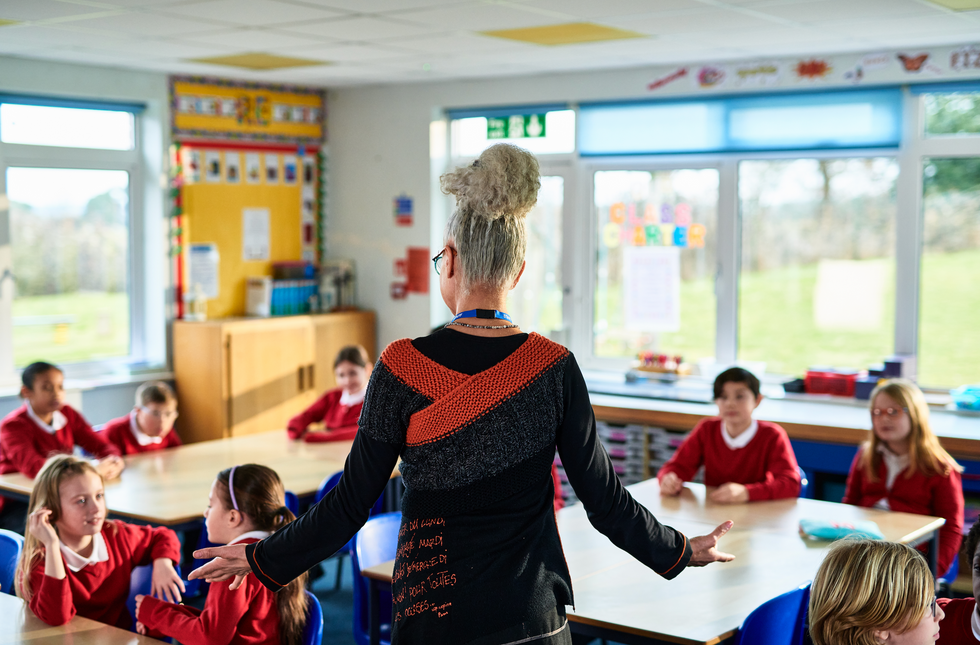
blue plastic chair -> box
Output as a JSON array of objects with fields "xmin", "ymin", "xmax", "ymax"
[
  {"xmin": 285, "ymin": 491, "xmax": 299, "ymax": 517},
  {"xmin": 314, "ymin": 471, "xmax": 385, "ymax": 592},
  {"xmin": 182, "ymin": 529, "xmax": 219, "ymax": 598},
  {"xmin": 939, "ymin": 554, "xmax": 959, "ymax": 589},
  {"xmin": 127, "ymin": 563, "xmax": 182, "ymax": 632},
  {"xmin": 352, "ymin": 512, "xmax": 400, "ymax": 645},
  {"xmin": 798, "ymin": 467, "xmax": 810, "ymax": 499},
  {"xmin": 302, "ymin": 589, "xmax": 324, "ymax": 645},
  {"xmin": 737, "ymin": 582, "xmax": 811, "ymax": 645},
  {"xmin": 0, "ymin": 528, "xmax": 25, "ymax": 596}
]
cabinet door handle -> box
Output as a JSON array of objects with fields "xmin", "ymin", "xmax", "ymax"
[
  {"xmin": 307, "ymin": 364, "xmax": 315, "ymax": 391},
  {"xmin": 298, "ymin": 366, "xmax": 305, "ymax": 392}
]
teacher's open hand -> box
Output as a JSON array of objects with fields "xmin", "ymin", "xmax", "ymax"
[
  {"xmin": 188, "ymin": 544, "xmax": 251, "ymax": 590},
  {"xmin": 687, "ymin": 520, "xmax": 736, "ymax": 567}
]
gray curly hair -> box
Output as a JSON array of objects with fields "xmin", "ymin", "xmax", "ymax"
[{"xmin": 440, "ymin": 143, "xmax": 540, "ymax": 293}]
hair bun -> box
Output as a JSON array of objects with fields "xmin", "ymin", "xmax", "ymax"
[{"xmin": 440, "ymin": 143, "xmax": 540, "ymax": 221}]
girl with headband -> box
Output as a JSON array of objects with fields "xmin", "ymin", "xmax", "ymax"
[{"xmin": 135, "ymin": 464, "xmax": 309, "ymax": 645}]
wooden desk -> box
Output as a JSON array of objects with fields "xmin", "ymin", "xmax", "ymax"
[
  {"xmin": 359, "ymin": 480, "xmax": 942, "ymax": 645},
  {"xmin": 0, "ymin": 431, "xmax": 363, "ymax": 526},
  {"xmin": 0, "ymin": 592, "xmax": 163, "ymax": 644}
]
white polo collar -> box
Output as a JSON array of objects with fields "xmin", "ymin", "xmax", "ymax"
[
  {"xmin": 26, "ymin": 401, "xmax": 67, "ymax": 435},
  {"xmin": 60, "ymin": 532, "xmax": 109, "ymax": 572},
  {"xmin": 876, "ymin": 443, "xmax": 909, "ymax": 490},
  {"xmin": 339, "ymin": 388, "xmax": 366, "ymax": 407},
  {"xmin": 130, "ymin": 411, "xmax": 164, "ymax": 446},
  {"xmin": 721, "ymin": 419, "xmax": 758, "ymax": 450},
  {"xmin": 228, "ymin": 530, "xmax": 271, "ymax": 546}
]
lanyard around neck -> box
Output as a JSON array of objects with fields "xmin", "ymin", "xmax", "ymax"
[{"xmin": 451, "ymin": 308, "xmax": 513, "ymax": 323}]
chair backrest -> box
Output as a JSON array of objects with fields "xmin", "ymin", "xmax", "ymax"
[
  {"xmin": 798, "ymin": 467, "xmax": 810, "ymax": 499},
  {"xmin": 738, "ymin": 582, "xmax": 811, "ymax": 645},
  {"xmin": 127, "ymin": 564, "xmax": 154, "ymax": 630},
  {"xmin": 285, "ymin": 491, "xmax": 299, "ymax": 517},
  {"xmin": 940, "ymin": 551, "xmax": 959, "ymax": 584},
  {"xmin": 0, "ymin": 528, "xmax": 25, "ymax": 595},
  {"xmin": 351, "ymin": 512, "xmax": 401, "ymax": 645},
  {"xmin": 316, "ymin": 471, "xmax": 384, "ymax": 517},
  {"xmin": 302, "ymin": 589, "xmax": 324, "ymax": 645}
]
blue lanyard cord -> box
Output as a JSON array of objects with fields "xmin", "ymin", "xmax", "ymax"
[{"xmin": 451, "ymin": 309, "xmax": 514, "ymax": 323}]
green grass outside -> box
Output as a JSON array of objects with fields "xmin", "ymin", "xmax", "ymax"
[{"xmin": 13, "ymin": 292, "xmax": 130, "ymax": 367}]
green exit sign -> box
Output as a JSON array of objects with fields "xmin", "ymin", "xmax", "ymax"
[{"xmin": 487, "ymin": 114, "xmax": 546, "ymax": 139}]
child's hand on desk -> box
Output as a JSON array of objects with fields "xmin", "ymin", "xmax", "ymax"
[
  {"xmin": 96, "ymin": 455, "xmax": 125, "ymax": 480},
  {"xmin": 189, "ymin": 543, "xmax": 251, "ymax": 590},
  {"xmin": 659, "ymin": 472, "xmax": 684, "ymax": 496},
  {"xmin": 151, "ymin": 558, "xmax": 185, "ymax": 603},
  {"xmin": 688, "ymin": 521, "xmax": 736, "ymax": 567},
  {"xmin": 708, "ymin": 483, "xmax": 749, "ymax": 504}
]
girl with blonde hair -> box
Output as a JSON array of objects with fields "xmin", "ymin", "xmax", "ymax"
[
  {"xmin": 809, "ymin": 539, "xmax": 942, "ymax": 645},
  {"xmin": 843, "ymin": 378, "xmax": 964, "ymax": 576},
  {"xmin": 189, "ymin": 143, "xmax": 735, "ymax": 645},
  {"xmin": 15, "ymin": 454, "xmax": 182, "ymax": 628}
]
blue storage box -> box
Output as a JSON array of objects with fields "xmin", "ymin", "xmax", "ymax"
[{"xmin": 951, "ymin": 385, "xmax": 980, "ymax": 411}]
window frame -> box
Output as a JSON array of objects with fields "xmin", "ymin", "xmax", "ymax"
[{"xmin": 0, "ymin": 105, "xmax": 149, "ymax": 376}]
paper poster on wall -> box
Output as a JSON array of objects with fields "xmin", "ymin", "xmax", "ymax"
[
  {"xmin": 622, "ymin": 246, "xmax": 680, "ymax": 332},
  {"xmin": 393, "ymin": 195, "xmax": 413, "ymax": 226},
  {"xmin": 242, "ymin": 208, "xmax": 270, "ymax": 261},
  {"xmin": 283, "ymin": 155, "xmax": 298, "ymax": 185},
  {"xmin": 184, "ymin": 149, "xmax": 201, "ymax": 183},
  {"xmin": 225, "ymin": 152, "xmax": 240, "ymax": 183},
  {"xmin": 245, "ymin": 153, "xmax": 261, "ymax": 184},
  {"xmin": 732, "ymin": 61, "xmax": 781, "ymax": 87},
  {"xmin": 188, "ymin": 243, "xmax": 220, "ymax": 298},
  {"xmin": 302, "ymin": 157, "xmax": 316, "ymax": 186},
  {"xmin": 265, "ymin": 154, "xmax": 279, "ymax": 184},
  {"xmin": 204, "ymin": 151, "xmax": 221, "ymax": 182}
]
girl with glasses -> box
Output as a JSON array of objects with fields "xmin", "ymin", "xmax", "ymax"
[
  {"xmin": 809, "ymin": 539, "xmax": 942, "ymax": 645},
  {"xmin": 843, "ymin": 378, "xmax": 964, "ymax": 577}
]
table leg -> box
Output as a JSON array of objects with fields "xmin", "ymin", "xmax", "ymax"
[
  {"xmin": 928, "ymin": 531, "xmax": 939, "ymax": 579},
  {"xmin": 369, "ymin": 578, "xmax": 380, "ymax": 645}
]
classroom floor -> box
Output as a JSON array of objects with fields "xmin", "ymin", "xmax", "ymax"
[{"xmin": 311, "ymin": 558, "xmax": 356, "ymax": 645}]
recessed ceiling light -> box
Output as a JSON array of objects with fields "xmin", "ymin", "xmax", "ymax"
[
  {"xmin": 187, "ymin": 53, "xmax": 329, "ymax": 71},
  {"xmin": 925, "ymin": 0, "xmax": 980, "ymax": 8},
  {"xmin": 0, "ymin": 19, "xmax": 20, "ymax": 27},
  {"xmin": 481, "ymin": 22, "xmax": 646, "ymax": 46}
]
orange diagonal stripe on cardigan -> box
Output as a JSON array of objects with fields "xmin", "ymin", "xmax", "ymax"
[{"xmin": 379, "ymin": 333, "xmax": 568, "ymax": 447}]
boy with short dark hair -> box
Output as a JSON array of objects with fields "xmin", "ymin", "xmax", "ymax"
[
  {"xmin": 102, "ymin": 381, "xmax": 183, "ymax": 455},
  {"xmin": 657, "ymin": 367, "xmax": 801, "ymax": 503}
]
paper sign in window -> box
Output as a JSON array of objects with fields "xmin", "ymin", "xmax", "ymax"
[
  {"xmin": 622, "ymin": 246, "xmax": 680, "ymax": 332},
  {"xmin": 813, "ymin": 259, "xmax": 886, "ymax": 331}
]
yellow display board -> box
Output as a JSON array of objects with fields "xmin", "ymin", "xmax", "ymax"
[
  {"xmin": 171, "ymin": 76, "xmax": 325, "ymax": 144},
  {"xmin": 181, "ymin": 148, "xmax": 312, "ymax": 318}
]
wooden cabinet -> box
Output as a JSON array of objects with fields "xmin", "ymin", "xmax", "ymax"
[{"xmin": 173, "ymin": 311, "xmax": 376, "ymax": 444}]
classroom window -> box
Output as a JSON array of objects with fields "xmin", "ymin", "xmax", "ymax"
[
  {"xmin": 507, "ymin": 176, "xmax": 563, "ymax": 337},
  {"xmin": 0, "ymin": 103, "xmax": 134, "ymax": 150},
  {"xmin": 593, "ymin": 168, "xmax": 718, "ymax": 362},
  {"xmin": 450, "ymin": 109, "xmax": 575, "ymax": 157},
  {"xmin": 7, "ymin": 167, "xmax": 131, "ymax": 367},
  {"xmin": 919, "ymin": 157, "xmax": 980, "ymax": 388},
  {"xmin": 923, "ymin": 91, "xmax": 980, "ymax": 137},
  {"xmin": 738, "ymin": 158, "xmax": 898, "ymax": 377}
]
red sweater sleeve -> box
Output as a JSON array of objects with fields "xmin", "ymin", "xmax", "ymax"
[
  {"xmin": 138, "ymin": 578, "xmax": 251, "ymax": 645},
  {"xmin": 27, "ymin": 556, "xmax": 75, "ymax": 626},
  {"xmin": 286, "ymin": 391, "xmax": 334, "ymax": 439},
  {"xmin": 932, "ymin": 467, "xmax": 964, "ymax": 577},
  {"xmin": 116, "ymin": 521, "xmax": 182, "ymax": 566},
  {"xmin": 744, "ymin": 424, "xmax": 801, "ymax": 502},
  {"xmin": 1, "ymin": 416, "xmax": 50, "ymax": 477},
  {"xmin": 657, "ymin": 420, "xmax": 707, "ymax": 484},
  {"xmin": 65, "ymin": 407, "xmax": 121, "ymax": 459},
  {"xmin": 842, "ymin": 448, "xmax": 866, "ymax": 506}
]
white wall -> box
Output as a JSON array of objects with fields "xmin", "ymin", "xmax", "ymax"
[{"xmin": 326, "ymin": 44, "xmax": 980, "ymax": 350}]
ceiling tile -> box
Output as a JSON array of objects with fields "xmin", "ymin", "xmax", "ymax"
[
  {"xmin": 386, "ymin": 31, "xmax": 538, "ymax": 54},
  {"xmin": 188, "ymin": 51, "xmax": 328, "ymax": 69},
  {"xmin": 482, "ymin": 23, "xmax": 647, "ymax": 46},
  {"xmin": 755, "ymin": 0, "xmax": 941, "ymax": 23},
  {"xmin": 604, "ymin": 7, "xmax": 784, "ymax": 34},
  {"xmin": 394, "ymin": 2, "xmax": 572, "ymax": 31},
  {"xmin": 0, "ymin": 24, "xmax": 137, "ymax": 48},
  {"xmin": 287, "ymin": 42, "xmax": 414, "ymax": 62},
  {"xmin": 63, "ymin": 10, "xmax": 234, "ymax": 36},
  {"xmin": 514, "ymin": 0, "xmax": 705, "ymax": 20},
  {"xmin": 179, "ymin": 28, "xmax": 328, "ymax": 49},
  {"xmin": 285, "ymin": 0, "xmax": 471, "ymax": 12},
  {"xmin": 159, "ymin": 0, "xmax": 346, "ymax": 27},
  {"xmin": 82, "ymin": 37, "xmax": 236, "ymax": 59},
  {"xmin": 822, "ymin": 13, "xmax": 975, "ymax": 37},
  {"xmin": 281, "ymin": 15, "xmax": 445, "ymax": 41}
]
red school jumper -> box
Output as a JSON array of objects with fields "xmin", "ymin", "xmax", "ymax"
[
  {"xmin": 25, "ymin": 521, "xmax": 181, "ymax": 628},
  {"xmin": 843, "ymin": 447, "xmax": 964, "ymax": 576},
  {"xmin": 286, "ymin": 388, "xmax": 362, "ymax": 443},
  {"xmin": 0, "ymin": 404, "xmax": 121, "ymax": 513},
  {"xmin": 138, "ymin": 537, "xmax": 282, "ymax": 645},
  {"xmin": 101, "ymin": 412, "xmax": 183, "ymax": 456},
  {"xmin": 938, "ymin": 597, "xmax": 979, "ymax": 644},
  {"xmin": 656, "ymin": 418, "xmax": 801, "ymax": 501}
]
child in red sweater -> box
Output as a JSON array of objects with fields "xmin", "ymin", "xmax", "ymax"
[
  {"xmin": 0, "ymin": 362, "xmax": 124, "ymax": 530},
  {"xmin": 102, "ymin": 381, "xmax": 182, "ymax": 456},
  {"xmin": 657, "ymin": 367, "xmax": 801, "ymax": 503},
  {"xmin": 15, "ymin": 454, "xmax": 183, "ymax": 628},
  {"xmin": 287, "ymin": 345, "xmax": 371, "ymax": 443},
  {"xmin": 843, "ymin": 378, "xmax": 964, "ymax": 578},
  {"xmin": 938, "ymin": 519, "xmax": 980, "ymax": 644},
  {"xmin": 136, "ymin": 463, "xmax": 309, "ymax": 645}
]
